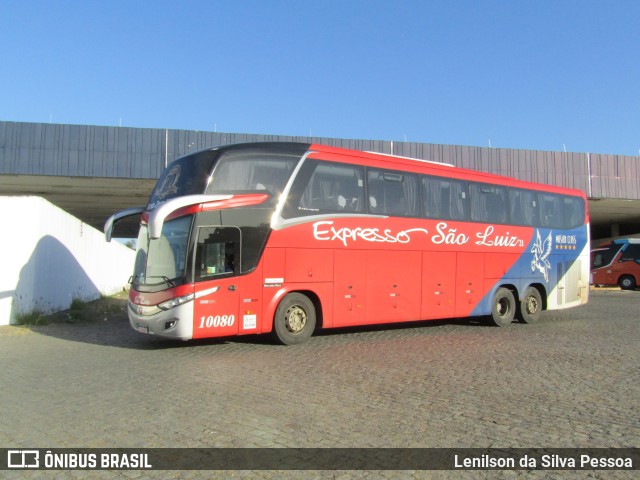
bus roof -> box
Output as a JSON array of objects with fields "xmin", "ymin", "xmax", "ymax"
[
  {"xmin": 178, "ymin": 142, "xmax": 586, "ymax": 201},
  {"xmin": 309, "ymin": 143, "xmax": 587, "ymax": 200},
  {"xmin": 175, "ymin": 142, "xmax": 581, "ymax": 198},
  {"xmin": 598, "ymin": 238, "xmax": 640, "ymax": 247},
  {"xmin": 616, "ymin": 238, "xmax": 640, "ymax": 244},
  {"xmin": 364, "ymin": 150, "xmax": 455, "ymax": 167}
]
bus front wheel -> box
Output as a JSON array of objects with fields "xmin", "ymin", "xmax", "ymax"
[
  {"xmin": 272, "ymin": 293, "xmax": 316, "ymax": 345},
  {"xmin": 488, "ymin": 287, "xmax": 516, "ymax": 327},
  {"xmin": 518, "ymin": 287, "xmax": 542, "ymax": 324}
]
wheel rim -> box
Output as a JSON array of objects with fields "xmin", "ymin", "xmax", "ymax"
[
  {"xmin": 285, "ymin": 305, "xmax": 307, "ymax": 334},
  {"xmin": 525, "ymin": 295, "xmax": 539, "ymax": 315},
  {"xmin": 497, "ymin": 298, "xmax": 510, "ymax": 319}
]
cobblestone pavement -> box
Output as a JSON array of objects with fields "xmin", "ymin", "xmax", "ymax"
[{"xmin": 1, "ymin": 289, "xmax": 638, "ymax": 479}]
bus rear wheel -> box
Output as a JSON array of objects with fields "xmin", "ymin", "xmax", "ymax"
[
  {"xmin": 488, "ymin": 287, "xmax": 516, "ymax": 327},
  {"xmin": 518, "ymin": 287, "xmax": 542, "ymax": 324},
  {"xmin": 272, "ymin": 293, "xmax": 316, "ymax": 345},
  {"xmin": 619, "ymin": 275, "xmax": 636, "ymax": 290}
]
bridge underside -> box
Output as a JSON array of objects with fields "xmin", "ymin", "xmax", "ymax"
[
  {"xmin": 0, "ymin": 174, "xmax": 155, "ymax": 235},
  {"xmin": 1, "ymin": 174, "xmax": 638, "ymax": 242}
]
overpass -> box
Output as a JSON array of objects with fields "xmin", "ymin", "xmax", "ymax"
[{"xmin": 1, "ymin": 120, "xmax": 639, "ymax": 241}]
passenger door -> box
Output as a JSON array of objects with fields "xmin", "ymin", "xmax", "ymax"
[{"xmin": 192, "ymin": 226, "xmax": 241, "ymax": 339}]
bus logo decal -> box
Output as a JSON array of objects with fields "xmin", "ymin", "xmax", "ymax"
[
  {"xmin": 156, "ymin": 164, "xmax": 181, "ymax": 199},
  {"xmin": 474, "ymin": 225, "xmax": 525, "ymax": 248},
  {"xmin": 313, "ymin": 220, "xmax": 429, "ymax": 246},
  {"xmin": 531, "ymin": 229, "xmax": 553, "ymax": 282}
]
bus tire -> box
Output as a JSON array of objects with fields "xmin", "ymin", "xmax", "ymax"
[
  {"xmin": 488, "ymin": 287, "xmax": 516, "ymax": 327},
  {"xmin": 619, "ymin": 275, "xmax": 636, "ymax": 290},
  {"xmin": 518, "ymin": 287, "xmax": 542, "ymax": 324},
  {"xmin": 272, "ymin": 293, "xmax": 316, "ymax": 345}
]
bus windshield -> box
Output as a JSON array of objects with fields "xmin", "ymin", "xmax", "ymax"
[
  {"xmin": 148, "ymin": 151, "xmax": 216, "ymax": 210},
  {"xmin": 133, "ymin": 216, "xmax": 192, "ymax": 289},
  {"xmin": 591, "ymin": 244, "xmax": 622, "ymax": 269},
  {"xmin": 207, "ymin": 154, "xmax": 299, "ymax": 198},
  {"xmin": 147, "ymin": 147, "xmax": 304, "ymax": 211}
]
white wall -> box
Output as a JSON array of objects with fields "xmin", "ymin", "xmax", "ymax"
[{"xmin": 0, "ymin": 196, "xmax": 135, "ymax": 325}]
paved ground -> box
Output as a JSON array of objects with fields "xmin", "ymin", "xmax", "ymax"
[{"xmin": 1, "ymin": 289, "xmax": 638, "ymax": 479}]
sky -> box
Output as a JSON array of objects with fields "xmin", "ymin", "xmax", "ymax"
[{"xmin": 1, "ymin": 0, "xmax": 639, "ymax": 155}]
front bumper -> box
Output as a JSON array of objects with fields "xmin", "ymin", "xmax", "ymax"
[{"xmin": 128, "ymin": 300, "xmax": 194, "ymax": 340}]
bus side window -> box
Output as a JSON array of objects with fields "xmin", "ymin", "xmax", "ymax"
[
  {"xmin": 563, "ymin": 197, "xmax": 584, "ymax": 229},
  {"xmin": 592, "ymin": 253, "xmax": 603, "ymax": 268},
  {"xmin": 422, "ymin": 176, "xmax": 445, "ymax": 218},
  {"xmin": 367, "ymin": 170, "xmax": 419, "ymax": 216},
  {"xmin": 195, "ymin": 226, "xmax": 241, "ymax": 281},
  {"xmin": 422, "ymin": 176, "xmax": 468, "ymax": 221},
  {"xmin": 620, "ymin": 244, "xmax": 640, "ymax": 263},
  {"xmin": 209, "ymin": 156, "xmax": 298, "ymax": 198},
  {"xmin": 470, "ymin": 184, "xmax": 507, "ymax": 224},
  {"xmin": 539, "ymin": 194, "xmax": 564, "ymax": 229},
  {"xmin": 509, "ymin": 189, "xmax": 537, "ymax": 226},
  {"xmin": 285, "ymin": 160, "xmax": 364, "ymax": 216}
]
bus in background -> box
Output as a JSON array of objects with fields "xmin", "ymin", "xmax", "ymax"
[
  {"xmin": 591, "ymin": 239, "xmax": 640, "ymax": 290},
  {"xmin": 105, "ymin": 142, "xmax": 590, "ymax": 345}
]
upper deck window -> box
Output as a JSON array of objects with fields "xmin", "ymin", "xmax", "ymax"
[
  {"xmin": 620, "ymin": 243, "xmax": 640, "ymax": 263},
  {"xmin": 509, "ymin": 189, "xmax": 537, "ymax": 226},
  {"xmin": 208, "ymin": 153, "xmax": 299, "ymax": 199},
  {"xmin": 470, "ymin": 184, "xmax": 507, "ymax": 224},
  {"xmin": 422, "ymin": 176, "xmax": 469, "ymax": 221},
  {"xmin": 282, "ymin": 160, "xmax": 365, "ymax": 218},
  {"xmin": 147, "ymin": 146, "xmax": 305, "ymax": 210},
  {"xmin": 538, "ymin": 193, "xmax": 565, "ymax": 229},
  {"xmin": 148, "ymin": 151, "xmax": 216, "ymax": 209},
  {"xmin": 562, "ymin": 196, "xmax": 585, "ymax": 229},
  {"xmin": 367, "ymin": 169, "xmax": 419, "ymax": 217}
]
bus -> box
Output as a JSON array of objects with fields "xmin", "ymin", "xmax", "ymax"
[
  {"xmin": 105, "ymin": 142, "xmax": 590, "ymax": 345},
  {"xmin": 591, "ymin": 239, "xmax": 640, "ymax": 290}
]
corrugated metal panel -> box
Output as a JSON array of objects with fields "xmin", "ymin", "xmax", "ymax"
[
  {"xmin": 590, "ymin": 153, "xmax": 640, "ymax": 199},
  {"xmin": 1, "ymin": 120, "xmax": 639, "ymax": 200}
]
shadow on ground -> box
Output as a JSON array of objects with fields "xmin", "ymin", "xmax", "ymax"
[{"xmin": 9, "ymin": 291, "xmax": 500, "ymax": 350}]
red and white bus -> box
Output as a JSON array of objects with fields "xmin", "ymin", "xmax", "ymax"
[
  {"xmin": 591, "ymin": 238, "xmax": 640, "ymax": 290},
  {"xmin": 105, "ymin": 142, "xmax": 590, "ymax": 344}
]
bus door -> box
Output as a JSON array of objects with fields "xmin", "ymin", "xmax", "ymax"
[{"xmin": 192, "ymin": 226, "xmax": 241, "ymax": 339}]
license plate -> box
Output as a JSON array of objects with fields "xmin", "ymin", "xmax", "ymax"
[{"xmin": 136, "ymin": 323, "xmax": 149, "ymax": 333}]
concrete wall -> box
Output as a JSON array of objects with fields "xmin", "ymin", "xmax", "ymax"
[{"xmin": 0, "ymin": 196, "xmax": 135, "ymax": 325}]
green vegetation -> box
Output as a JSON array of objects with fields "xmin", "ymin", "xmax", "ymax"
[
  {"xmin": 68, "ymin": 297, "xmax": 89, "ymax": 321},
  {"xmin": 14, "ymin": 291, "xmax": 128, "ymax": 325},
  {"xmin": 14, "ymin": 309, "xmax": 48, "ymax": 325}
]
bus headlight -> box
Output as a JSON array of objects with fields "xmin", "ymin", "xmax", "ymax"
[{"xmin": 158, "ymin": 293, "xmax": 195, "ymax": 311}]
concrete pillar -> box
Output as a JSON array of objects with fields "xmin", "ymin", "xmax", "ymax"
[{"xmin": 611, "ymin": 223, "xmax": 620, "ymax": 238}]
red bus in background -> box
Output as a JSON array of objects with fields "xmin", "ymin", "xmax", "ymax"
[
  {"xmin": 105, "ymin": 142, "xmax": 590, "ymax": 345},
  {"xmin": 591, "ymin": 239, "xmax": 640, "ymax": 290}
]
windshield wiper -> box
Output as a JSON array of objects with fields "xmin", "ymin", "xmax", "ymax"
[{"xmin": 129, "ymin": 275, "xmax": 177, "ymax": 288}]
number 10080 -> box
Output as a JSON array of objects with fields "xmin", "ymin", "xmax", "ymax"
[{"xmin": 199, "ymin": 315, "xmax": 235, "ymax": 328}]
